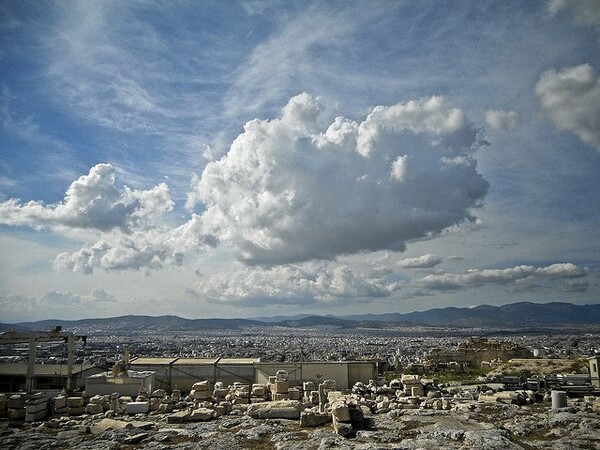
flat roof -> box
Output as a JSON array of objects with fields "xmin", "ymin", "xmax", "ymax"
[
  {"xmin": 218, "ymin": 358, "xmax": 260, "ymax": 365},
  {"xmin": 129, "ymin": 357, "xmax": 179, "ymax": 365},
  {"xmin": 0, "ymin": 363, "xmax": 99, "ymax": 376},
  {"xmin": 129, "ymin": 357, "xmax": 261, "ymax": 366},
  {"xmin": 172, "ymin": 358, "xmax": 216, "ymax": 365}
]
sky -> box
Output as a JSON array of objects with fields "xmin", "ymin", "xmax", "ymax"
[{"xmin": 0, "ymin": 0, "xmax": 599, "ymax": 322}]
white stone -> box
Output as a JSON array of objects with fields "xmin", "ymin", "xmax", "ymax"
[
  {"xmin": 192, "ymin": 380, "xmax": 212, "ymax": 391},
  {"xmin": 124, "ymin": 402, "xmax": 149, "ymax": 414},
  {"xmin": 190, "ymin": 407, "xmax": 215, "ymax": 421}
]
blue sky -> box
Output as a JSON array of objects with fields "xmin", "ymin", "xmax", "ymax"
[{"xmin": 1, "ymin": 0, "xmax": 599, "ymax": 321}]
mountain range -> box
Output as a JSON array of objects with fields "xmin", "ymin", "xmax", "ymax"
[{"xmin": 1, "ymin": 302, "xmax": 599, "ymax": 333}]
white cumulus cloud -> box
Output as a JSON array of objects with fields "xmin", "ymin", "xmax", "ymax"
[
  {"xmin": 0, "ymin": 163, "xmax": 174, "ymax": 232},
  {"xmin": 54, "ymin": 215, "xmax": 213, "ymax": 273},
  {"xmin": 188, "ymin": 261, "xmax": 401, "ymax": 306},
  {"xmin": 1, "ymin": 94, "xmax": 489, "ymax": 274},
  {"xmin": 535, "ymin": 64, "xmax": 600, "ymax": 151},
  {"xmin": 191, "ymin": 93, "xmax": 488, "ymax": 265}
]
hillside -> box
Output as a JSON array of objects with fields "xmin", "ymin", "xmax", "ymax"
[{"xmin": 1, "ymin": 302, "xmax": 599, "ymax": 333}]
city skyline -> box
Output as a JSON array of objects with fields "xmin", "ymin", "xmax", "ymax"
[{"xmin": 1, "ymin": 1, "xmax": 599, "ymax": 321}]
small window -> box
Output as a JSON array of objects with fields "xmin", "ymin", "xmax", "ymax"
[{"xmin": 594, "ymin": 363, "xmax": 598, "ymax": 373}]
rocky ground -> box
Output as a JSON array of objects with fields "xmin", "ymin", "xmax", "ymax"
[{"xmin": 1, "ymin": 399, "xmax": 600, "ymax": 450}]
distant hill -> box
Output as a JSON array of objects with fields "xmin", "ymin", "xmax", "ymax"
[
  {"xmin": 276, "ymin": 315, "xmax": 357, "ymax": 328},
  {"xmin": 340, "ymin": 302, "xmax": 600, "ymax": 327},
  {"xmin": 0, "ymin": 315, "xmax": 263, "ymax": 333},
  {"xmin": 1, "ymin": 302, "xmax": 598, "ymax": 333}
]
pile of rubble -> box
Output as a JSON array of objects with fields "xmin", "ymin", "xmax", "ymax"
[{"xmin": 2, "ymin": 372, "xmax": 600, "ymax": 449}]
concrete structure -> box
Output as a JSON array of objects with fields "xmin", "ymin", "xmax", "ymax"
[
  {"xmin": 130, "ymin": 357, "xmax": 259, "ymax": 392},
  {"xmin": 85, "ymin": 370, "xmax": 154, "ymax": 397},
  {"xmin": 251, "ymin": 361, "xmax": 375, "ymax": 390},
  {"xmin": 589, "ymin": 356, "xmax": 600, "ymax": 387},
  {"xmin": 128, "ymin": 357, "xmax": 376, "ymax": 392},
  {"xmin": 0, "ymin": 362, "xmax": 103, "ymax": 393},
  {"xmin": 0, "ymin": 329, "xmax": 87, "ymax": 392}
]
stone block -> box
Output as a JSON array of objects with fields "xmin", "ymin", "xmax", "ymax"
[
  {"xmin": 300, "ymin": 410, "xmax": 331, "ymax": 427},
  {"xmin": 167, "ymin": 410, "xmax": 190, "ymax": 423},
  {"xmin": 68, "ymin": 407, "xmax": 86, "ymax": 416},
  {"xmin": 401, "ymin": 374, "xmax": 420, "ymax": 383},
  {"xmin": 235, "ymin": 384, "xmax": 250, "ymax": 394},
  {"xmin": 276, "ymin": 370, "xmax": 288, "ymax": 381},
  {"xmin": 327, "ymin": 391, "xmax": 344, "ymax": 403},
  {"xmin": 89, "ymin": 395, "xmax": 105, "ymax": 405},
  {"xmin": 26, "ymin": 399, "xmax": 47, "ymax": 414},
  {"xmin": 158, "ymin": 403, "xmax": 174, "ymax": 413},
  {"xmin": 124, "ymin": 402, "xmax": 149, "ymax": 415},
  {"xmin": 273, "ymin": 380, "xmax": 289, "ymax": 394},
  {"xmin": 246, "ymin": 400, "xmax": 302, "ymax": 420},
  {"xmin": 288, "ymin": 388, "xmax": 301, "ymax": 400},
  {"xmin": 411, "ymin": 386, "xmax": 424, "ymax": 397},
  {"xmin": 86, "ymin": 403, "xmax": 104, "ymax": 415},
  {"xmin": 331, "ymin": 401, "xmax": 350, "ymax": 422},
  {"xmin": 252, "ymin": 384, "xmax": 266, "ymax": 397},
  {"xmin": 190, "ymin": 407, "xmax": 215, "ymax": 421},
  {"xmin": 190, "ymin": 389, "xmax": 212, "ymax": 400},
  {"xmin": 151, "ymin": 388, "xmax": 166, "ymax": 398},
  {"xmin": 273, "ymin": 393, "xmax": 290, "ymax": 401},
  {"xmin": 26, "ymin": 409, "xmax": 48, "ymax": 422},
  {"xmin": 67, "ymin": 397, "xmax": 85, "ymax": 408},
  {"xmin": 192, "ymin": 380, "xmax": 212, "ymax": 391},
  {"xmin": 213, "ymin": 388, "xmax": 230, "ymax": 398},
  {"xmin": 8, "ymin": 395, "xmax": 25, "ymax": 409}
]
